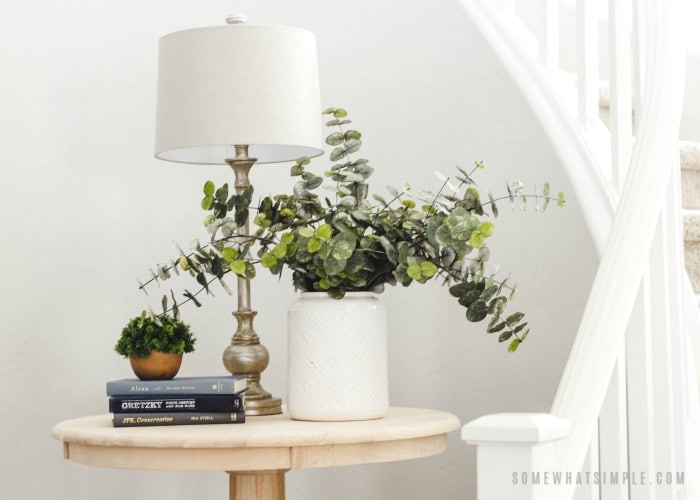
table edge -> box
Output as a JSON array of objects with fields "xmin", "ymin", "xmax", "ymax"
[{"xmin": 52, "ymin": 406, "xmax": 461, "ymax": 450}]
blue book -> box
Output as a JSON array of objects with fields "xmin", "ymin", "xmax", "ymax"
[{"xmin": 106, "ymin": 375, "xmax": 247, "ymax": 396}]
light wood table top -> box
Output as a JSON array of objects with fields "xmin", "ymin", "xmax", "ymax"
[{"xmin": 53, "ymin": 407, "xmax": 460, "ymax": 500}]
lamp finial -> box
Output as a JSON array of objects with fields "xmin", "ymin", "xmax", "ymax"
[{"xmin": 226, "ymin": 13, "xmax": 248, "ymax": 25}]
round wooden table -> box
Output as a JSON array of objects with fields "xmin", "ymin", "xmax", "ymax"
[{"xmin": 52, "ymin": 406, "xmax": 460, "ymax": 500}]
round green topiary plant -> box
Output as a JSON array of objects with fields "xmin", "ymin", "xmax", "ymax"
[{"xmin": 115, "ymin": 313, "xmax": 196, "ymax": 359}]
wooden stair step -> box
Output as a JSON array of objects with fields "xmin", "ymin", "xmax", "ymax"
[{"xmin": 681, "ymin": 141, "xmax": 700, "ymax": 210}]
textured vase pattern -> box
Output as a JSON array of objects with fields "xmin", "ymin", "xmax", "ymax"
[{"xmin": 287, "ymin": 292, "xmax": 389, "ymax": 421}]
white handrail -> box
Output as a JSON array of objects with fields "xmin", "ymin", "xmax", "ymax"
[{"xmin": 551, "ymin": 0, "xmax": 685, "ymax": 473}]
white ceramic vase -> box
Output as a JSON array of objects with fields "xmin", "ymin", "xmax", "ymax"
[{"xmin": 287, "ymin": 291, "xmax": 389, "ymax": 421}]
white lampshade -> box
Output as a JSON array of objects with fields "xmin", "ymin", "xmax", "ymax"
[{"xmin": 155, "ymin": 23, "xmax": 323, "ymax": 164}]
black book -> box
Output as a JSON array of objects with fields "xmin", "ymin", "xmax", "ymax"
[
  {"xmin": 109, "ymin": 394, "xmax": 243, "ymax": 414},
  {"xmin": 112, "ymin": 411, "xmax": 245, "ymax": 427}
]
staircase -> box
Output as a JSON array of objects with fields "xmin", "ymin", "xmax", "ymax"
[
  {"xmin": 682, "ymin": 141, "xmax": 700, "ymax": 301},
  {"xmin": 457, "ymin": 0, "xmax": 700, "ymax": 499},
  {"xmin": 599, "ymin": 103, "xmax": 700, "ymax": 305}
]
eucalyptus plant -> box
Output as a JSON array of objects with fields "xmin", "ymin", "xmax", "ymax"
[{"xmin": 140, "ymin": 108, "xmax": 564, "ymax": 352}]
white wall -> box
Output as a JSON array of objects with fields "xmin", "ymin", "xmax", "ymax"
[{"xmin": 0, "ymin": 1, "xmax": 597, "ymax": 499}]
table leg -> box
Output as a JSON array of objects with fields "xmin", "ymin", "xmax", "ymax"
[{"xmin": 228, "ymin": 470, "xmax": 287, "ymax": 500}]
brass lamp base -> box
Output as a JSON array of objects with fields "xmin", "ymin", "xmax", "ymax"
[
  {"xmin": 222, "ymin": 310, "xmax": 282, "ymax": 416},
  {"xmin": 222, "ymin": 146, "xmax": 283, "ymax": 416}
]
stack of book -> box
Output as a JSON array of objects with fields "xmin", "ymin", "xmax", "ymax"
[{"xmin": 106, "ymin": 375, "xmax": 248, "ymax": 427}]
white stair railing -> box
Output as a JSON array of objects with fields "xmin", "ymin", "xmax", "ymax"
[{"xmin": 459, "ymin": 0, "xmax": 692, "ymax": 499}]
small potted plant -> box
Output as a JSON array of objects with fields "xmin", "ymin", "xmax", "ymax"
[{"xmin": 115, "ymin": 311, "xmax": 196, "ymax": 380}]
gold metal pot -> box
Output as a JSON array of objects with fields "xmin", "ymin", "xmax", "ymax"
[{"xmin": 129, "ymin": 351, "xmax": 183, "ymax": 380}]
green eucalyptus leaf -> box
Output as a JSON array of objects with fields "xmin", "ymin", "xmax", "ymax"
[
  {"xmin": 420, "ymin": 261, "xmax": 437, "ymax": 278},
  {"xmin": 230, "ymin": 260, "xmax": 246, "ymax": 276},
  {"xmin": 373, "ymin": 194, "xmax": 387, "ymax": 205},
  {"xmin": 244, "ymin": 262, "xmax": 256, "ymax": 279},
  {"xmin": 195, "ymin": 272, "xmax": 207, "ymax": 289},
  {"xmin": 330, "ymin": 147, "xmax": 348, "ymax": 162},
  {"xmin": 326, "ymin": 132, "xmax": 345, "ymax": 146},
  {"xmin": 488, "ymin": 192, "xmax": 499, "ymax": 217},
  {"xmin": 466, "ymin": 300, "xmax": 489, "ymax": 322},
  {"xmin": 487, "ymin": 321, "xmax": 506, "ymax": 333},
  {"xmin": 558, "ymin": 192, "xmax": 566, "ymax": 208},
  {"xmin": 221, "ymin": 247, "xmax": 238, "ymax": 263},
  {"xmin": 512, "ymin": 322, "xmax": 528, "ymax": 334},
  {"xmin": 234, "ymin": 207, "xmax": 249, "ymax": 227},
  {"xmin": 344, "ymin": 130, "xmax": 362, "ymax": 141},
  {"xmin": 330, "ymin": 232, "xmax": 356, "ymax": 260},
  {"xmin": 394, "ymin": 263, "xmax": 412, "ymax": 285},
  {"xmin": 261, "ymin": 253, "xmax": 278, "ymax": 268},
  {"xmin": 183, "ymin": 290, "xmax": 202, "ymax": 307},
  {"xmin": 449, "ymin": 282, "xmax": 474, "ymax": 297},
  {"xmin": 407, "ymin": 264, "xmax": 422, "ymax": 280},
  {"xmin": 345, "ymin": 139, "xmax": 362, "ymax": 155},
  {"xmin": 481, "ymin": 285, "xmax": 499, "ymax": 302},
  {"xmin": 338, "ymin": 195, "xmax": 357, "ymax": 207},
  {"xmin": 304, "ymin": 176, "xmax": 323, "ymax": 190},
  {"xmin": 215, "ymin": 184, "xmax": 229, "ymax": 203},
  {"xmin": 345, "ymin": 251, "xmax": 367, "ymax": 274},
  {"xmin": 323, "ymin": 256, "xmax": 346, "ymax": 275},
  {"xmin": 506, "ymin": 312, "xmax": 525, "ymax": 327},
  {"xmin": 272, "ymin": 243, "xmax": 288, "ymax": 258},
  {"xmin": 498, "ymin": 331, "xmax": 513, "ymax": 342},
  {"xmin": 307, "ymin": 237, "xmax": 323, "ymax": 253},
  {"xmin": 211, "ymin": 256, "xmax": 223, "ymax": 277},
  {"xmin": 315, "ymin": 224, "xmax": 332, "ymax": 240},
  {"xmin": 377, "ymin": 236, "xmax": 399, "ymax": 264},
  {"xmin": 297, "ymin": 227, "xmax": 314, "ymax": 238},
  {"xmin": 178, "ymin": 256, "xmax": 189, "ymax": 271},
  {"xmin": 469, "ymin": 231, "xmax": 485, "ymax": 248},
  {"xmin": 203, "ymin": 180, "xmax": 215, "ymax": 196},
  {"xmin": 479, "ymin": 221, "xmax": 495, "ymax": 237}
]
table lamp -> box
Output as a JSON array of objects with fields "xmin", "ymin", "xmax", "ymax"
[{"xmin": 154, "ymin": 14, "xmax": 323, "ymax": 415}]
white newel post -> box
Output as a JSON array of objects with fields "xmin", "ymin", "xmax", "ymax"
[{"xmin": 462, "ymin": 413, "xmax": 570, "ymax": 500}]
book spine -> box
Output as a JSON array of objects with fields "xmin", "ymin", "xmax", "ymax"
[
  {"xmin": 109, "ymin": 394, "xmax": 243, "ymax": 414},
  {"xmin": 112, "ymin": 411, "xmax": 245, "ymax": 427},
  {"xmin": 106, "ymin": 376, "xmax": 246, "ymax": 396}
]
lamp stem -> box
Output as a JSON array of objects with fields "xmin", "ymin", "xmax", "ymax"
[
  {"xmin": 232, "ymin": 145, "xmax": 252, "ymax": 312},
  {"xmin": 222, "ymin": 145, "xmax": 282, "ymax": 416}
]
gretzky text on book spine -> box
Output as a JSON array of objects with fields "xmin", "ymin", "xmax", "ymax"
[{"xmin": 109, "ymin": 394, "xmax": 243, "ymax": 413}]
